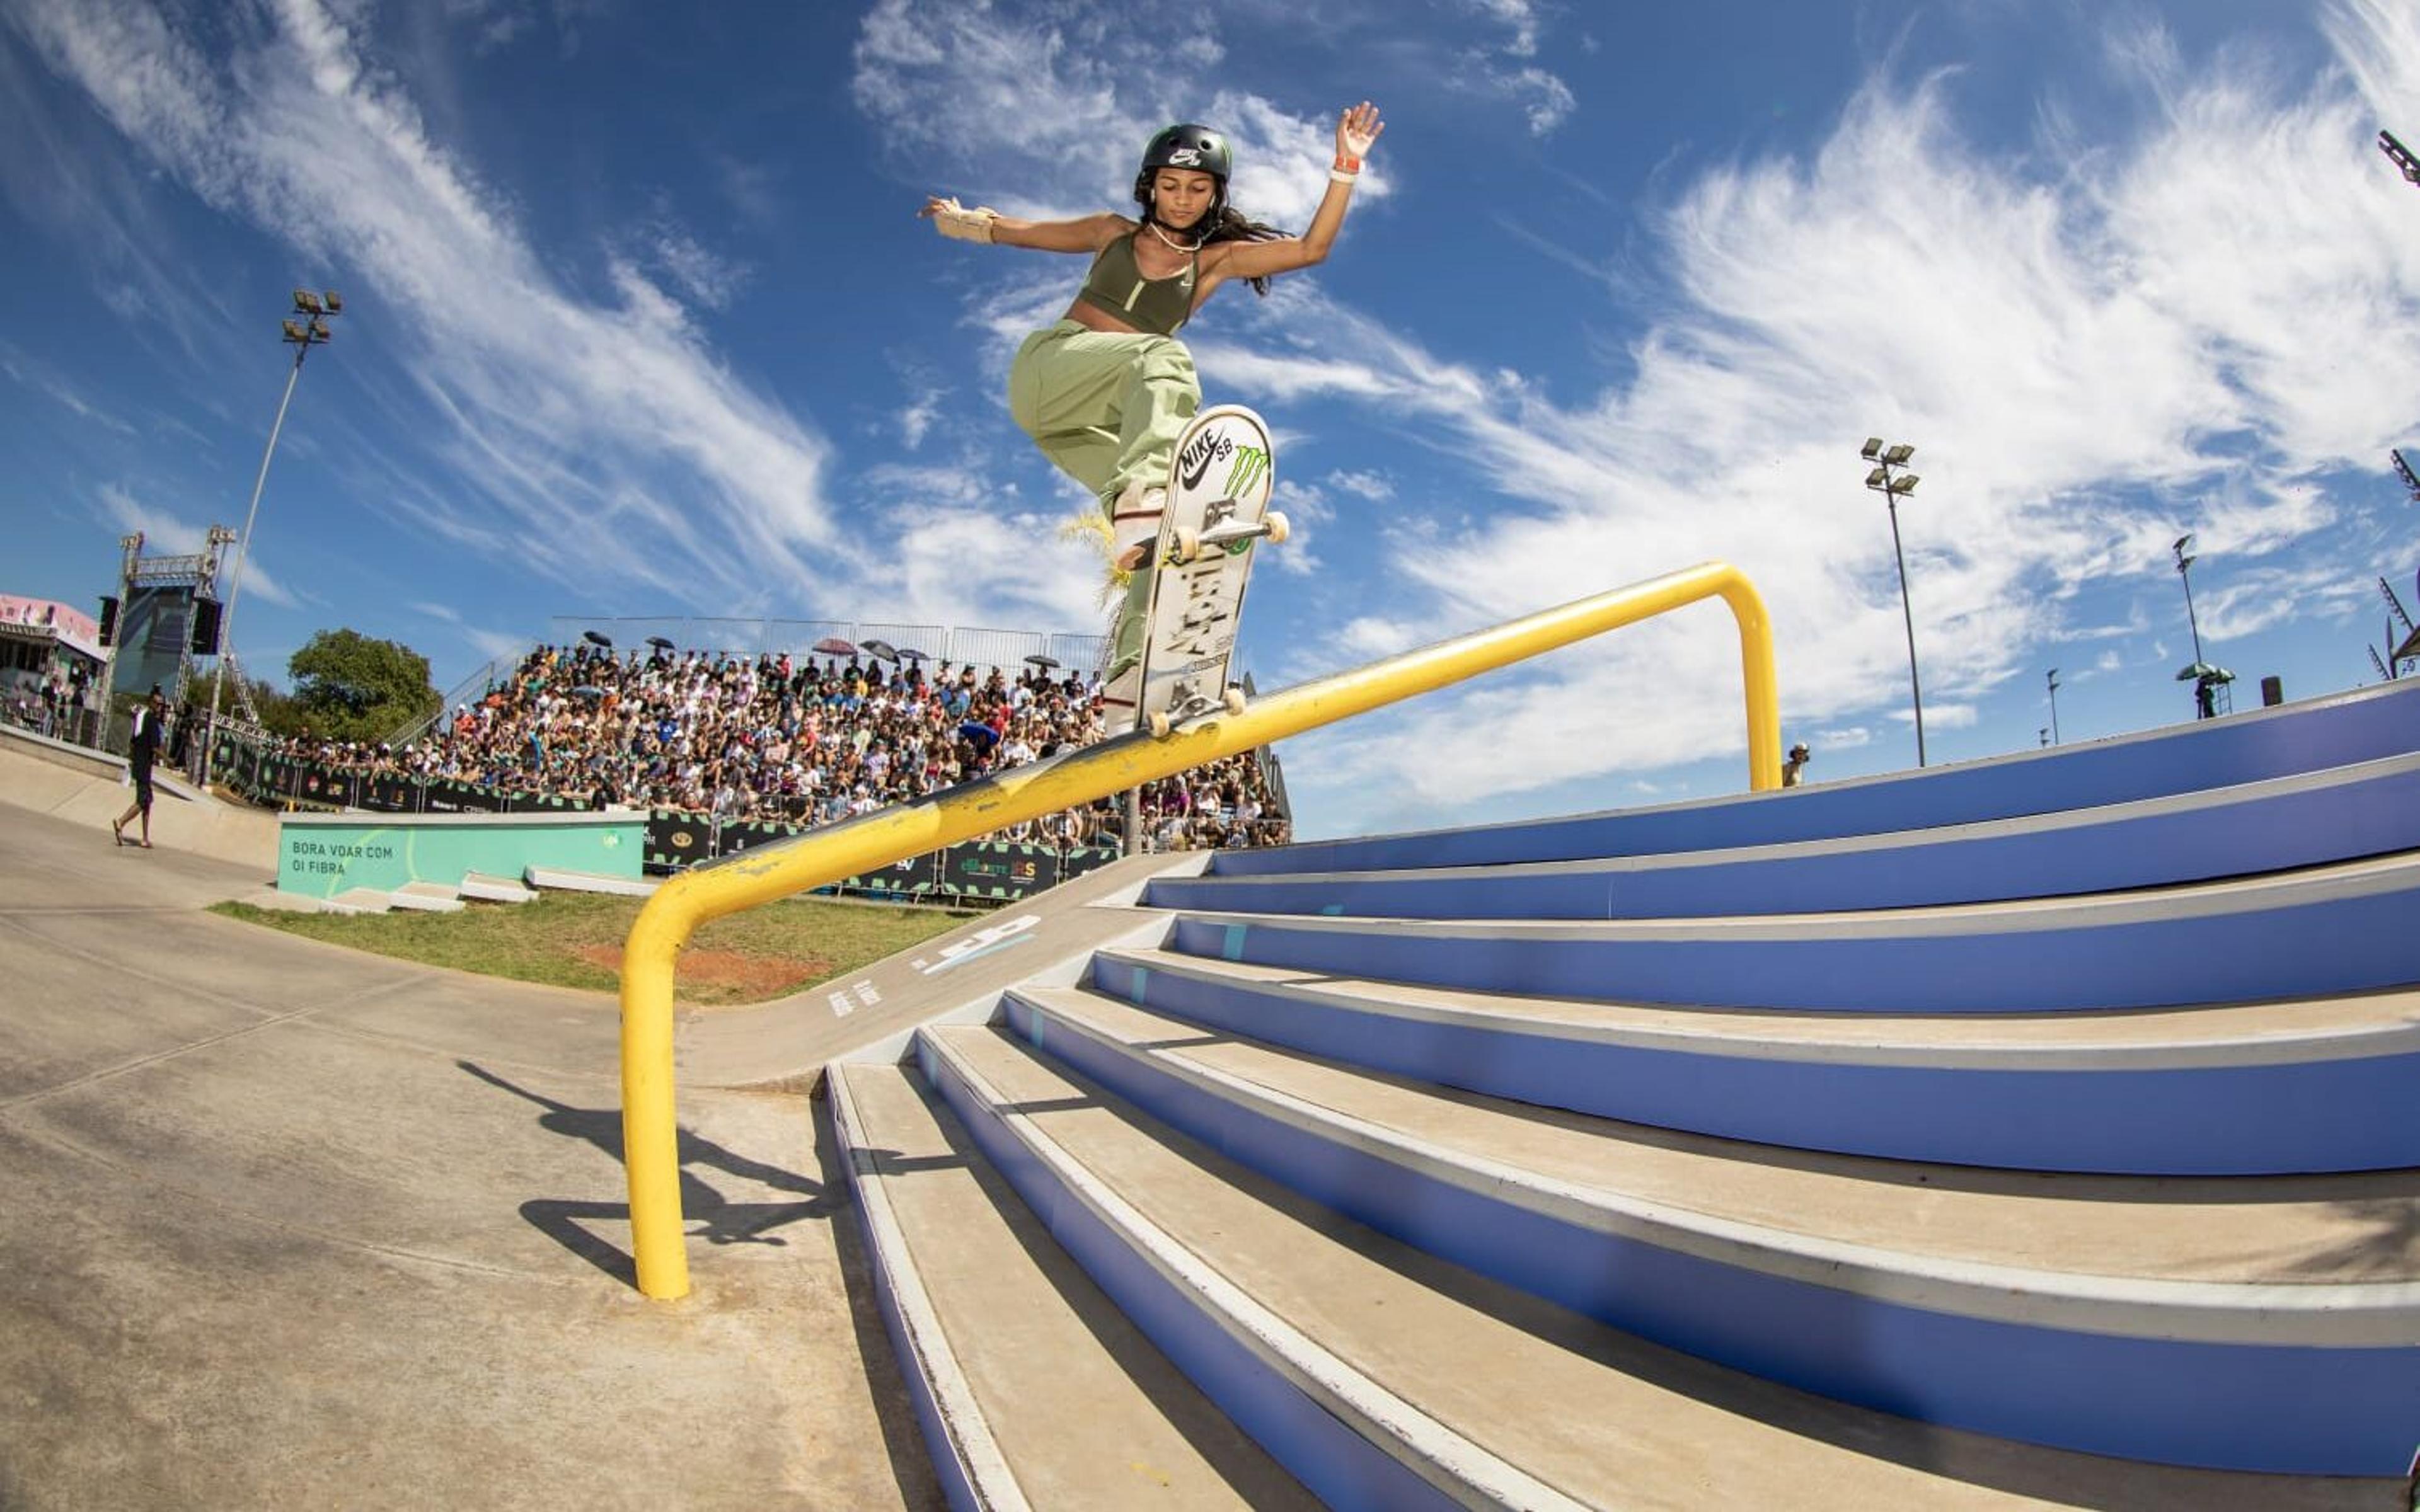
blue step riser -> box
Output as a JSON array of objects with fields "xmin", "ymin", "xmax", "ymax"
[
  {"xmin": 1003, "ymin": 997, "xmax": 2418, "ymax": 1476},
  {"xmin": 1088, "ymin": 958, "xmax": 2420, "ymax": 1174},
  {"xmin": 1154, "ymin": 767, "xmax": 2420, "ymax": 919},
  {"xmin": 829, "ymin": 1097, "xmax": 988, "ymax": 1512},
  {"xmin": 1211, "ymin": 683, "xmax": 2420, "ymax": 876},
  {"xmin": 913, "ymin": 1036, "xmax": 1461, "ymax": 1512},
  {"xmin": 1169, "ymin": 888, "xmax": 2420, "ymax": 1012}
]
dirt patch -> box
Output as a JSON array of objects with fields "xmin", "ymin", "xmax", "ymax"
[{"xmin": 577, "ymin": 943, "xmax": 831, "ymax": 1006}]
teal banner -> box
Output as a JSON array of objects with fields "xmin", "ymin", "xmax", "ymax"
[{"xmin": 277, "ymin": 811, "xmax": 645, "ymax": 899}]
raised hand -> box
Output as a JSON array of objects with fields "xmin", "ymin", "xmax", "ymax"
[{"xmin": 1337, "ymin": 101, "xmax": 1384, "ymax": 163}]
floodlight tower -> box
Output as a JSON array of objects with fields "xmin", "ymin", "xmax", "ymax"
[
  {"xmin": 1859, "ymin": 437, "xmax": 1927, "ymax": 767},
  {"xmin": 203, "ymin": 289, "xmax": 343, "ymax": 789},
  {"xmin": 2395, "ymin": 449, "xmax": 2419, "ymax": 505},
  {"xmin": 2382, "ymin": 130, "xmax": 2420, "ymax": 188},
  {"xmin": 2174, "ymin": 534, "xmax": 2205, "ymax": 667}
]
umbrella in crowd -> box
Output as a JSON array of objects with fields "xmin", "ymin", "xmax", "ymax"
[
  {"xmin": 896, "ymin": 647, "xmax": 930, "ymax": 663},
  {"xmin": 581, "ymin": 630, "xmax": 613, "ymax": 648},
  {"xmin": 812, "ymin": 637, "xmax": 855, "ymax": 657},
  {"xmin": 570, "ymin": 685, "xmax": 606, "ymax": 699},
  {"xmin": 860, "ymin": 639, "xmax": 899, "ymax": 662},
  {"xmin": 645, "ymin": 636, "xmax": 676, "ymax": 651},
  {"xmin": 1024, "ymin": 654, "xmax": 1061, "ymax": 670},
  {"xmin": 957, "ymin": 720, "xmax": 1000, "ymax": 752}
]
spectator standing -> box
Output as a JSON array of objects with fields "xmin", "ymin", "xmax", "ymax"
[
  {"xmin": 112, "ymin": 687, "xmax": 168, "ymax": 849},
  {"xmin": 1781, "ymin": 742, "xmax": 1812, "ymax": 788}
]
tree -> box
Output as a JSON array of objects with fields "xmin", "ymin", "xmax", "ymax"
[{"xmin": 286, "ymin": 629, "xmax": 441, "ymax": 744}]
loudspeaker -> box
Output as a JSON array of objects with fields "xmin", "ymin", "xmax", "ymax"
[
  {"xmin": 97, "ymin": 595, "xmax": 118, "ymax": 648},
  {"xmin": 189, "ymin": 597, "xmax": 223, "ymax": 655},
  {"xmin": 2261, "ymin": 675, "xmax": 2283, "ymax": 708}
]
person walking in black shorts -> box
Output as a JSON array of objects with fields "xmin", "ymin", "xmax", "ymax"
[{"xmin": 113, "ymin": 687, "xmax": 167, "ymax": 849}]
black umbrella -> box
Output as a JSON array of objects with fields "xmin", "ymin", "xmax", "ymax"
[
  {"xmin": 582, "ymin": 630, "xmax": 613, "ymax": 648},
  {"xmin": 570, "ymin": 684, "xmax": 606, "ymax": 698},
  {"xmin": 646, "ymin": 636, "xmax": 676, "ymax": 651},
  {"xmin": 896, "ymin": 646, "xmax": 930, "ymax": 663},
  {"xmin": 1024, "ymin": 653, "xmax": 1062, "ymax": 670},
  {"xmin": 860, "ymin": 638, "xmax": 899, "ymax": 662}
]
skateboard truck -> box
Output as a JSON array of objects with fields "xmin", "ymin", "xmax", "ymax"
[
  {"xmin": 1172, "ymin": 505, "xmax": 1290, "ymax": 564},
  {"xmin": 1146, "ymin": 677, "xmax": 1250, "ymax": 738}
]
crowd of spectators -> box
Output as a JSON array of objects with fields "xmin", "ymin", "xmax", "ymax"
[{"xmin": 249, "ymin": 642, "xmax": 1289, "ymax": 852}]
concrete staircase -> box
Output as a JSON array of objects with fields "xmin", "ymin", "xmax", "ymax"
[{"xmin": 829, "ymin": 681, "xmax": 2420, "ymax": 1508}]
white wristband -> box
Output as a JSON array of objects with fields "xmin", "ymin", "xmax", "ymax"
[
  {"xmin": 931, "ymin": 197, "xmax": 998, "ymax": 244},
  {"xmin": 1328, "ymin": 168, "xmax": 1359, "ymax": 185}
]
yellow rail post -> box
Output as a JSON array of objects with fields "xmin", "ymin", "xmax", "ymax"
[{"xmin": 622, "ymin": 562, "xmax": 1779, "ymax": 1298}]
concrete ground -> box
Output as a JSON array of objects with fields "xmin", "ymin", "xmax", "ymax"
[{"xmin": 0, "ymin": 801, "xmax": 943, "ymax": 1509}]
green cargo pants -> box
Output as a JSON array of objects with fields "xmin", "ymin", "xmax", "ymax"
[{"xmin": 1008, "ymin": 321, "xmax": 1201, "ymax": 681}]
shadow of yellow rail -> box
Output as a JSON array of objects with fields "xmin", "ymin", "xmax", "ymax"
[{"xmin": 622, "ymin": 561, "xmax": 1779, "ymax": 1298}]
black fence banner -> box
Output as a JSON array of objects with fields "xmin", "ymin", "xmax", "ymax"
[
  {"xmin": 940, "ymin": 842, "xmax": 1058, "ymax": 900},
  {"xmin": 845, "ymin": 850, "xmax": 939, "ymax": 897},
  {"xmin": 420, "ymin": 780, "xmax": 504, "ymax": 814},
  {"xmin": 712, "ymin": 818, "xmax": 802, "ymax": 860},
  {"xmin": 362, "ymin": 775, "xmax": 416, "ymax": 812},
  {"xmin": 646, "ymin": 810, "xmax": 713, "ymax": 871},
  {"xmin": 1059, "ymin": 844, "xmax": 1122, "ymax": 882}
]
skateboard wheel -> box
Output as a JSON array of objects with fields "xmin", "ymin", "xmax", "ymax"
[
  {"xmin": 1221, "ymin": 687, "xmax": 1247, "ymax": 717},
  {"xmin": 1148, "ymin": 711, "xmax": 1173, "ymax": 738},
  {"xmin": 1172, "ymin": 527, "xmax": 1201, "ymax": 563},
  {"xmin": 1262, "ymin": 512, "xmax": 1289, "ymax": 545}
]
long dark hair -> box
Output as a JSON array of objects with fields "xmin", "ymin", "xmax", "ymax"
[{"xmin": 1136, "ymin": 182, "xmax": 1288, "ymax": 297}]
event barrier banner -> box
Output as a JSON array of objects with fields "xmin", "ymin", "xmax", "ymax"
[
  {"xmin": 942, "ymin": 841, "xmax": 1058, "ymax": 900},
  {"xmin": 217, "ymin": 742, "xmax": 1149, "ymax": 906}
]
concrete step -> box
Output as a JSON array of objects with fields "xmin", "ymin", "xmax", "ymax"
[
  {"xmin": 1087, "ymin": 946, "xmax": 2420, "ymax": 1173},
  {"xmin": 1148, "ymin": 754, "xmax": 2420, "ymax": 920},
  {"xmin": 997, "ymin": 985, "xmax": 2420, "ymax": 1475},
  {"xmin": 1161, "ymin": 851, "xmax": 2420, "ymax": 1012},
  {"xmin": 459, "ymin": 871, "xmax": 536, "ymax": 903},
  {"xmin": 918, "ymin": 1022, "xmax": 2385, "ymax": 1507},
  {"xmin": 323, "ymin": 887, "xmax": 394, "ymax": 914},
  {"xmin": 827, "ymin": 1062, "xmax": 1313, "ymax": 1511},
  {"xmin": 522, "ymin": 866, "xmax": 655, "ymax": 897},
  {"xmin": 1208, "ymin": 678, "xmax": 2420, "ymax": 876},
  {"xmin": 388, "ymin": 881, "xmax": 464, "ymax": 913}
]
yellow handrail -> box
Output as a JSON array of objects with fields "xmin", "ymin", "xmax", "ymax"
[{"xmin": 621, "ymin": 561, "xmax": 1779, "ymax": 1298}]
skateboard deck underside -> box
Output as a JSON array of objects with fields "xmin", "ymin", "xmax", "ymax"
[{"xmin": 1133, "ymin": 405, "xmax": 1276, "ymax": 733}]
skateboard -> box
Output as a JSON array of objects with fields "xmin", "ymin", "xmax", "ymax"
[{"xmin": 1132, "ymin": 404, "xmax": 1286, "ymax": 738}]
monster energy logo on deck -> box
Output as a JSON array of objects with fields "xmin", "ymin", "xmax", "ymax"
[{"xmin": 1224, "ymin": 445, "xmax": 1270, "ymax": 501}]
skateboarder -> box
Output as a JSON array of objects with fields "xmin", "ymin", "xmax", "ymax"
[{"xmin": 921, "ymin": 101, "xmax": 1385, "ymax": 695}]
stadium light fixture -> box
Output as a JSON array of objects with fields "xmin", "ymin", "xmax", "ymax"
[
  {"xmin": 1859, "ymin": 437, "xmax": 1928, "ymax": 767},
  {"xmin": 2395, "ymin": 449, "xmax": 2419, "ymax": 503},
  {"xmin": 2173, "ymin": 532, "xmax": 2212, "ymax": 718},
  {"xmin": 2382, "ymin": 129, "xmax": 2420, "ymax": 186},
  {"xmin": 203, "ymin": 287, "xmax": 345, "ymax": 790},
  {"xmin": 2046, "ymin": 667, "xmax": 2061, "ymax": 744}
]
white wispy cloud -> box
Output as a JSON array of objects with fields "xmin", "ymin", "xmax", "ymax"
[{"xmin": 9, "ymin": 0, "xmax": 841, "ymax": 610}]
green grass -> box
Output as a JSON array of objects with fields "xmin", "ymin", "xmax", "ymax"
[{"xmin": 209, "ymin": 890, "xmax": 976, "ymax": 1007}]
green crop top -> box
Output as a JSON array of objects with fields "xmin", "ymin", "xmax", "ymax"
[{"xmin": 1075, "ymin": 231, "xmax": 1199, "ymax": 336}]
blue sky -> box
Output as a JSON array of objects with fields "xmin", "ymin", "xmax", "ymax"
[{"xmin": 4, "ymin": 0, "xmax": 2417, "ymax": 839}]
